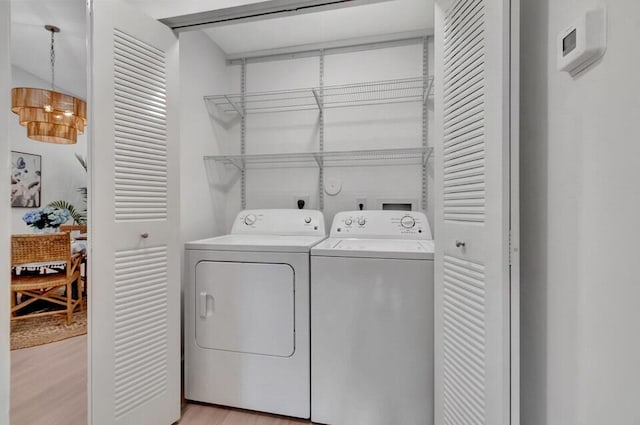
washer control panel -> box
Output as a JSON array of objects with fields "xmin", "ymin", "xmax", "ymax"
[
  {"xmin": 331, "ymin": 210, "xmax": 432, "ymax": 240},
  {"xmin": 231, "ymin": 209, "xmax": 326, "ymax": 236},
  {"xmin": 400, "ymin": 216, "xmax": 415, "ymax": 228}
]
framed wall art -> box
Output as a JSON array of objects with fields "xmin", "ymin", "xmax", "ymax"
[{"xmin": 11, "ymin": 151, "xmax": 41, "ymax": 208}]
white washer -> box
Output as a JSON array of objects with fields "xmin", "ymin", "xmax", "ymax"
[
  {"xmin": 311, "ymin": 210, "xmax": 434, "ymax": 425},
  {"xmin": 184, "ymin": 209, "xmax": 326, "ymax": 419}
]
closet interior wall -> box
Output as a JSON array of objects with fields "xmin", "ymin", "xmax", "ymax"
[
  {"xmin": 223, "ymin": 40, "xmax": 434, "ymax": 229},
  {"xmin": 179, "ymin": 31, "xmax": 234, "ymax": 241}
]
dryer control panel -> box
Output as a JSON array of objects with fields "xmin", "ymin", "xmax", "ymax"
[
  {"xmin": 231, "ymin": 209, "xmax": 326, "ymax": 236},
  {"xmin": 330, "ymin": 211, "xmax": 432, "ymax": 240}
]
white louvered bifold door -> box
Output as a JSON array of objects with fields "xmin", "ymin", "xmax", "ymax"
[
  {"xmin": 434, "ymin": 0, "xmax": 518, "ymax": 425},
  {"xmin": 89, "ymin": 1, "xmax": 180, "ymax": 424}
]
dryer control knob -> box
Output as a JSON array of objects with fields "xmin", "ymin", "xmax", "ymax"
[
  {"xmin": 344, "ymin": 218, "xmax": 353, "ymax": 226},
  {"xmin": 244, "ymin": 214, "xmax": 257, "ymax": 225},
  {"xmin": 401, "ymin": 216, "xmax": 416, "ymax": 228},
  {"xmin": 358, "ymin": 218, "xmax": 366, "ymax": 226}
]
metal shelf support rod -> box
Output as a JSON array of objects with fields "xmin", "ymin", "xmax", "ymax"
[
  {"xmin": 421, "ymin": 36, "xmax": 430, "ymax": 212},
  {"xmin": 240, "ymin": 59, "xmax": 247, "ymax": 209},
  {"xmin": 318, "ymin": 50, "xmax": 325, "ymax": 210}
]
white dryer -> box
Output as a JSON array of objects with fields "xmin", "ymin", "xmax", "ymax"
[
  {"xmin": 184, "ymin": 209, "xmax": 326, "ymax": 419},
  {"xmin": 311, "ymin": 210, "xmax": 434, "ymax": 425}
]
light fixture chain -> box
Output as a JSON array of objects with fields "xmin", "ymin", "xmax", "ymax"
[{"xmin": 50, "ymin": 28, "xmax": 55, "ymax": 90}]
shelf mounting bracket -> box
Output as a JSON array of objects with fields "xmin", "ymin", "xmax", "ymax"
[
  {"xmin": 423, "ymin": 77, "xmax": 434, "ymax": 105},
  {"xmin": 227, "ymin": 157, "xmax": 245, "ymax": 171},
  {"xmin": 224, "ymin": 95, "xmax": 245, "ymax": 117},
  {"xmin": 423, "ymin": 148, "xmax": 433, "ymax": 166},
  {"xmin": 311, "ymin": 88, "xmax": 323, "ymax": 112},
  {"xmin": 312, "ymin": 153, "xmax": 323, "ymax": 167}
]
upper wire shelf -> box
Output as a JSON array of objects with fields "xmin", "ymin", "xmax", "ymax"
[
  {"xmin": 204, "ymin": 77, "xmax": 434, "ymax": 116},
  {"xmin": 204, "ymin": 147, "xmax": 433, "ymax": 171}
]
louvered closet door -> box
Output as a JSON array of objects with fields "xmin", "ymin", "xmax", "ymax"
[
  {"xmin": 89, "ymin": 1, "xmax": 180, "ymax": 424},
  {"xmin": 433, "ymin": 0, "xmax": 517, "ymax": 425}
]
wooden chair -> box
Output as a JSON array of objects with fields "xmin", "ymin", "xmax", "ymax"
[
  {"xmin": 59, "ymin": 224, "xmax": 87, "ymax": 234},
  {"xmin": 59, "ymin": 224, "xmax": 88, "ymax": 296},
  {"xmin": 11, "ymin": 233, "xmax": 83, "ymax": 325}
]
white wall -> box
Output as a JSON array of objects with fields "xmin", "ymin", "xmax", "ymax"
[
  {"xmin": 220, "ymin": 42, "xmax": 432, "ymax": 229},
  {"xmin": 323, "ymin": 45, "xmax": 427, "ymax": 221},
  {"xmin": 520, "ymin": 1, "xmax": 640, "ymax": 424},
  {"xmin": 10, "ymin": 66, "xmax": 87, "ymax": 233},
  {"xmin": 179, "ymin": 31, "xmax": 232, "ymax": 242}
]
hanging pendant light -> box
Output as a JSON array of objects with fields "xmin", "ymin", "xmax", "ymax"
[{"xmin": 11, "ymin": 25, "xmax": 87, "ymax": 144}]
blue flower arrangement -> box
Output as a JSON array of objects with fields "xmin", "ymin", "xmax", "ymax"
[{"xmin": 22, "ymin": 207, "xmax": 71, "ymax": 230}]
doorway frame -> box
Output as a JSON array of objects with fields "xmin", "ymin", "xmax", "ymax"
[
  {"xmin": 0, "ymin": 1, "xmax": 12, "ymax": 422},
  {"xmin": 0, "ymin": 1, "xmax": 523, "ymax": 423}
]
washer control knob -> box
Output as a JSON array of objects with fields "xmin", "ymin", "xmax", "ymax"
[
  {"xmin": 400, "ymin": 216, "xmax": 416, "ymax": 228},
  {"xmin": 344, "ymin": 218, "xmax": 353, "ymax": 226},
  {"xmin": 305, "ymin": 217, "xmax": 312, "ymax": 224},
  {"xmin": 244, "ymin": 214, "xmax": 257, "ymax": 226},
  {"xmin": 358, "ymin": 217, "xmax": 366, "ymax": 226}
]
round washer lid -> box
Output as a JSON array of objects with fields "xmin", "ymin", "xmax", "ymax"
[{"xmin": 311, "ymin": 237, "xmax": 434, "ymax": 260}]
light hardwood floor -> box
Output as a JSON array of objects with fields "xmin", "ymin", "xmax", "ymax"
[
  {"xmin": 10, "ymin": 335, "xmax": 87, "ymax": 425},
  {"xmin": 178, "ymin": 403, "xmax": 311, "ymax": 425},
  {"xmin": 11, "ymin": 335, "xmax": 312, "ymax": 425}
]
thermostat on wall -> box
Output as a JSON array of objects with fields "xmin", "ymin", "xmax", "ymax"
[{"xmin": 557, "ymin": 7, "xmax": 607, "ymax": 76}]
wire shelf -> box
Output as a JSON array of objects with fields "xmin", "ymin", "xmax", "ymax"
[
  {"xmin": 204, "ymin": 147, "xmax": 433, "ymax": 171},
  {"xmin": 204, "ymin": 77, "xmax": 434, "ymax": 115}
]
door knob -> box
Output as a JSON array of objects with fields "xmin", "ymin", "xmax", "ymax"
[
  {"xmin": 141, "ymin": 233, "xmax": 149, "ymax": 239},
  {"xmin": 455, "ymin": 240, "xmax": 466, "ymax": 248}
]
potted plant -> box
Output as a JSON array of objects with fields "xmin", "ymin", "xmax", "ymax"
[
  {"xmin": 48, "ymin": 153, "xmax": 87, "ymax": 224},
  {"xmin": 22, "ymin": 207, "xmax": 71, "ymax": 233}
]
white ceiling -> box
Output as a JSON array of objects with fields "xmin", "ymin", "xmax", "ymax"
[
  {"xmin": 204, "ymin": 0, "xmax": 433, "ymax": 55},
  {"xmin": 8, "ymin": 0, "xmax": 432, "ymax": 96},
  {"xmin": 10, "ymin": 0, "xmax": 86, "ymax": 98}
]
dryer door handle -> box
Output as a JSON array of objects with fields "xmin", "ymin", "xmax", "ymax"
[{"xmin": 199, "ymin": 291, "xmax": 214, "ymax": 318}]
